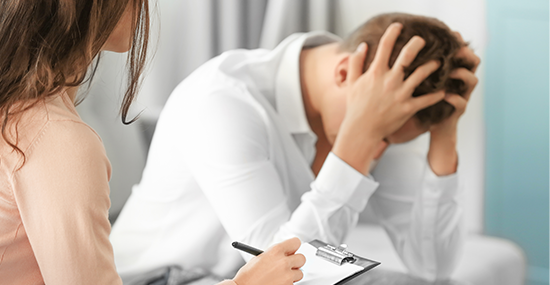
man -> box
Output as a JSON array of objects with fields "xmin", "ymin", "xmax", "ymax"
[{"xmin": 111, "ymin": 13, "xmax": 480, "ymax": 282}]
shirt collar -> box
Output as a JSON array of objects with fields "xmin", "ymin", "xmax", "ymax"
[{"xmin": 275, "ymin": 31, "xmax": 341, "ymax": 134}]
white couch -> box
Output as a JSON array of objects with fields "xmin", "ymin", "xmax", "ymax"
[{"xmin": 346, "ymin": 224, "xmax": 526, "ymax": 285}]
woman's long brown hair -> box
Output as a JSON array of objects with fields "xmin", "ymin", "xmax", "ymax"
[{"xmin": 0, "ymin": 0, "xmax": 149, "ymax": 161}]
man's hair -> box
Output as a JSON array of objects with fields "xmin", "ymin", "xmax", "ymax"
[{"xmin": 340, "ymin": 13, "xmax": 474, "ymax": 126}]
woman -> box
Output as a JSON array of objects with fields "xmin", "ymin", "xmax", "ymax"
[{"xmin": 0, "ymin": 1, "xmax": 305, "ymax": 284}]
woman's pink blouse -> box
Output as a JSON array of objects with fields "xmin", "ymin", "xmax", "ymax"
[{"xmin": 0, "ymin": 93, "xmax": 122, "ymax": 284}]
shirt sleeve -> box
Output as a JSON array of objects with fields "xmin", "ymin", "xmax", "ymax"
[
  {"xmin": 368, "ymin": 142, "xmax": 463, "ymax": 281},
  {"xmin": 12, "ymin": 120, "xmax": 122, "ymax": 285},
  {"xmin": 182, "ymin": 92, "xmax": 379, "ymax": 257}
]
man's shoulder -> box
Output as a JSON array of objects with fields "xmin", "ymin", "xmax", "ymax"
[
  {"xmin": 169, "ymin": 75, "xmax": 254, "ymax": 112},
  {"xmin": 171, "ymin": 48, "xmax": 274, "ymax": 102},
  {"xmin": 169, "ymin": 68, "xmax": 272, "ymax": 117}
]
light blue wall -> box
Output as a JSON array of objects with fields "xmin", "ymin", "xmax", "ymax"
[{"xmin": 485, "ymin": 0, "xmax": 549, "ymax": 285}]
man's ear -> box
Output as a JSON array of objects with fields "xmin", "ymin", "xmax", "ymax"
[{"xmin": 334, "ymin": 56, "xmax": 351, "ymax": 87}]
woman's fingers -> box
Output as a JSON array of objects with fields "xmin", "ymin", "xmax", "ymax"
[
  {"xmin": 371, "ymin": 23, "xmax": 403, "ymax": 70},
  {"xmin": 232, "ymin": 238, "xmax": 307, "ymax": 285},
  {"xmin": 289, "ymin": 253, "xmax": 306, "ymax": 269},
  {"xmin": 403, "ymin": 60, "xmax": 440, "ymax": 93},
  {"xmin": 449, "ymin": 67, "xmax": 478, "ymax": 101},
  {"xmin": 348, "ymin": 42, "xmax": 368, "ymax": 83},
  {"xmin": 392, "ymin": 36, "xmax": 426, "ymax": 74},
  {"xmin": 272, "ymin": 237, "xmax": 301, "ymax": 256},
  {"xmin": 293, "ymin": 268, "xmax": 304, "ymax": 282}
]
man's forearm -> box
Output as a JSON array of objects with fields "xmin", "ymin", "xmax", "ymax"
[
  {"xmin": 427, "ymin": 129, "xmax": 458, "ymax": 176},
  {"xmin": 332, "ymin": 128, "xmax": 380, "ymax": 175}
]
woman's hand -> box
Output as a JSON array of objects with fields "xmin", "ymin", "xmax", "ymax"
[
  {"xmin": 232, "ymin": 238, "xmax": 306, "ymax": 285},
  {"xmin": 332, "ymin": 23, "xmax": 445, "ymax": 174}
]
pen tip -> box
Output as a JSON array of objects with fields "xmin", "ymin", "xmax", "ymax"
[{"xmin": 232, "ymin": 241, "xmax": 238, "ymax": 248}]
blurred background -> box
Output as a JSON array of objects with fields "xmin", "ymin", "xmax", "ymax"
[{"xmin": 77, "ymin": 0, "xmax": 548, "ymax": 284}]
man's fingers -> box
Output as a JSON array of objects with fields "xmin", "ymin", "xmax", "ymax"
[
  {"xmin": 452, "ymin": 31, "xmax": 481, "ymax": 72},
  {"xmin": 409, "ymin": 90, "xmax": 445, "ymax": 112},
  {"xmin": 348, "ymin": 42, "xmax": 368, "ymax": 82},
  {"xmin": 289, "ymin": 253, "xmax": 306, "ymax": 269},
  {"xmin": 371, "ymin": 22, "xmax": 403, "ymax": 70},
  {"xmin": 444, "ymin": 93, "xmax": 468, "ymax": 112},
  {"xmin": 449, "ymin": 68, "xmax": 478, "ymax": 101},
  {"xmin": 455, "ymin": 45, "xmax": 481, "ymax": 73},
  {"xmin": 392, "ymin": 36, "xmax": 426, "ymax": 73},
  {"xmin": 403, "ymin": 60, "xmax": 440, "ymax": 92}
]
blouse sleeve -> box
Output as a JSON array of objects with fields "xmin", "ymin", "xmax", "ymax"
[{"xmin": 12, "ymin": 120, "xmax": 122, "ymax": 284}]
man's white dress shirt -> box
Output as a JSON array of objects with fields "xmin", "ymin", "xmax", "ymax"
[{"xmin": 110, "ymin": 32, "xmax": 463, "ymax": 281}]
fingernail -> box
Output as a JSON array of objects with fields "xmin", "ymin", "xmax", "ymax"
[{"xmin": 356, "ymin": 42, "xmax": 366, "ymax": 52}]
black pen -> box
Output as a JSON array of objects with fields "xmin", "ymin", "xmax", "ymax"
[{"xmin": 232, "ymin": 241, "xmax": 264, "ymax": 256}]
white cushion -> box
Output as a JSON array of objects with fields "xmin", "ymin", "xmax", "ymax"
[{"xmin": 345, "ymin": 224, "xmax": 526, "ymax": 285}]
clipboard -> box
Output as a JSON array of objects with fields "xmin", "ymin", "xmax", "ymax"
[{"xmin": 295, "ymin": 239, "xmax": 380, "ymax": 285}]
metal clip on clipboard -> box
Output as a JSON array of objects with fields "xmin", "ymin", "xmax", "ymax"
[
  {"xmin": 304, "ymin": 240, "xmax": 381, "ymax": 284},
  {"xmin": 314, "ymin": 241, "xmax": 356, "ymax": 266},
  {"xmin": 309, "ymin": 239, "xmax": 381, "ymax": 268}
]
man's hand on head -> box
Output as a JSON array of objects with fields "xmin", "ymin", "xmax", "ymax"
[
  {"xmin": 428, "ymin": 32, "xmax": 480, "ymax": 176},
  {"xmin": 332, "ymin": 23, "xmax": 445, "ymax": 175}
]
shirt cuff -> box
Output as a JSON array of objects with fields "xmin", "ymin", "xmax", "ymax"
[
  {"xmin": 313, "ymin": 152, "xmax": 379, "ymax": 212},
  {"xmin": 422, "ymin": 161, "xmax": 460, "ymax": 204},
  {"xmin": 218, "ymin": 280, "xmax": 237, "ymax": 285}
]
